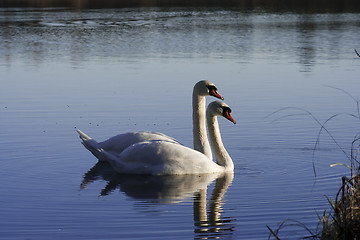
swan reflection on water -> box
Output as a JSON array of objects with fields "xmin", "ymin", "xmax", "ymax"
[{"xmin": 81, "ymin": 161, "xmax": 235, "ymax": 238}]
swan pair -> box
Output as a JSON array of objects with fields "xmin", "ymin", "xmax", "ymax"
[{"xmin": 77, "ymin": 80, "xmax": 236, "ymax": 175}]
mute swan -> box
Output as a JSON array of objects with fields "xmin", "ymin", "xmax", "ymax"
[
  {"xmin": 77, "ymin": 80, "xmax": 223, "ymax": 160},
  {"xmin": 78, "ymin": 101, "xmax": 236, "ymax": 175}
]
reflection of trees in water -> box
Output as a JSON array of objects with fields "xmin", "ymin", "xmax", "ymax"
[
  {"xmin": 1, "ymin": 0, "xmax": 359, "ymax": 11},
  {"xmin": 0, "ymin": 7, "xmax": 357, "ymax": 73},
  {"xmin": 294, "ymin": 13, "xmax": 352, "ymax": 72},
  {"xmin": 81, "ymin": 161, "xmax": 235, "ymax": 239},
  {"xmin": 296, "ymin": 14, "xmax": 317, "ymax": 73}
]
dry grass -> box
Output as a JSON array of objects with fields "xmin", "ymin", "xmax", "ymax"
[{"xmin": 321, "ymin": 139, "xmax": 360, "ymax": 239}]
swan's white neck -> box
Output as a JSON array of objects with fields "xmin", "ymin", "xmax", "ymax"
[
  {"xmin": 207, "ymin": 113, "xmax": 234, "ymax": 171},
  {"xmin": 193, "ymin": 92, "xmax": 213, "ymax": 160}
]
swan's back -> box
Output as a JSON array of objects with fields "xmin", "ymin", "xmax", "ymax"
[
  {"xmin": 77, "ymin": 129, "xmax": 182, "ymax": 157},
  {"xmin": 99, "ymin": 131, "xmax": 181, "ymax": 153}
]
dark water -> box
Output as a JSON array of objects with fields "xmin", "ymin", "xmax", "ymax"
[{"xmin": 0, "ymin": 7, "xmax": 360, "ymax": 239}]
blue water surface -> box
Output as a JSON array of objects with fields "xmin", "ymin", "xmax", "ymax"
[{"xmin": 1, "ymin": 8, "xmax": 360, "ymax": 239}]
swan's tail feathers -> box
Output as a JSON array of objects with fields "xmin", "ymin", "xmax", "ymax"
[
  {"xmin": 77, "ymin": 129, "xmax": 92, "ymax": 141},
  {"xmin": 76, "ymin": 129, "xmax": 106, "ymax": 161}
]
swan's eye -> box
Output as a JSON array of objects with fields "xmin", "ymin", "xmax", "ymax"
[
  {"xmin": 222, "ymin": 106, "xmax": 232, "ymax": 113},
  {"xmin": 222, "ymin": 106, "xmax": 236, "ymax": 124},
  {"xmin": 206, "ymin": 85, "xmax": 217, "ymax": 92},
  {"xmin": 206, "ymin": 85, "xmax": 217, "ymax": 91},
  {"xmin": 207, "ymin": 85, "xmax": 224, "ymax": 100}
]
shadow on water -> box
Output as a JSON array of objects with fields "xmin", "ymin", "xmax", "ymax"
[{"xmin": 81, "ymin": 161, "xmax": 235, "ymax": 239}]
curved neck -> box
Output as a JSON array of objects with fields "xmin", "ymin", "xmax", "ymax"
[
  {"xmin": 193, "ymin": 92, "xmax": 213, "ymax": 160},
  {"xmin": 206, "ymin": 113, "xmax": 234, "ymax": 171}
]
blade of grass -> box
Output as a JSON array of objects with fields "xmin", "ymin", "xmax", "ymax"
[
  {"xmin": 266, "ymin": 225, "xmax": 281, "ymax": 240},
  {"xmin": 355, "ymin": 49, "xmax": 360, "ymax": 58}
]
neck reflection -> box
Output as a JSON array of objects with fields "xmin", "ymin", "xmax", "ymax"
[{"xmin": 193, "ymin": 173, "xmax": 235, "ymax": 239}]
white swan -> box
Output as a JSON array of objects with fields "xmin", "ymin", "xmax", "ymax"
[
  {"xmin": 78, "ymin": 101, "xmax": 236, "ymax": 175},
  {"xmin": 77, "ymin": 80, "xmax": 223, "ymax": 160}
]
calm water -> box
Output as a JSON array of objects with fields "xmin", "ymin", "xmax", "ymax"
[{"xmin": 1, "ymin": 7, "xmax": 360, "ymax": 239}]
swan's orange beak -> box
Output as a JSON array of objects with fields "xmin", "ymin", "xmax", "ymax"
[
  {"xmin": 224, "ymin": 111, "xmax": 236, "ymax": 124},
  {"xmin": 209, "ymin": 89, "xmax": 224, "ymax": 100}
]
